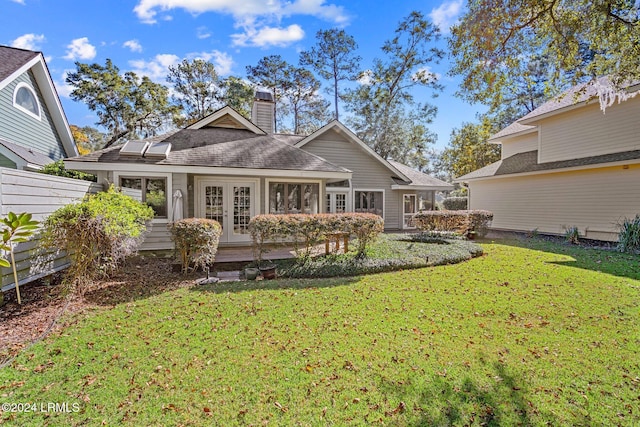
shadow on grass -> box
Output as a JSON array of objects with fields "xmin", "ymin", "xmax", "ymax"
[
  {"xmin": 480, "ymin": 235, "xmax": 640, "ymax": 282},
  {"xmin": 382, "ymin": 362, "xmax": 560, "ymax": 426},
  {"xmin": 191, "ymin": 275, "xmax": 362, "ymax": 295}
]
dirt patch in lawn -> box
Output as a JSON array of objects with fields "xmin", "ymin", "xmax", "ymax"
[{"xmin": 0, "ymin": 255, "xmax": 199, "ymax": 365}]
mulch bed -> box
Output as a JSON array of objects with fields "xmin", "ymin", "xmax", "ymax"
[{"xmin": 0, "ymin": 255, "xmax": 199, "ymax": 365}]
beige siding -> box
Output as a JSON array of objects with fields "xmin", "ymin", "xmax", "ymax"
[
  {"xmin": 469, "ymin": 164, "xmax": 640, "ymax": 241},
  {"xmin": 501, "ymin": 133, "xmax": 538, "ymax": 159},
  {"xmin": 539, "ymin": 96, "xmax": 640, "ymax": 163},
  {"xmin": 302, "ymin": 128, "xmax": 401, "ymax": 229}
]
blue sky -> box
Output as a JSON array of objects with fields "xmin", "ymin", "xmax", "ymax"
[{"xmin": 1, "ymin": 0, "xmax": 485, "ymax": 150}]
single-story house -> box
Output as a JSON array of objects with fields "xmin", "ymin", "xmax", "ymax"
[
  {"xmin": 65, "ymin": 92, "xmax": 453, "ymax": 249},
  {"xmin": 456, "ymin": 79, "xmax": 640, "ymax": 242},
  {"xmin": 0, "ymin": 45, "xmax": 78, "ymax": 169}
]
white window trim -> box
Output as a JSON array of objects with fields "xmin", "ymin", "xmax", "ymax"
[
  {"xmin": 265, "ymin": 178, "xmax": 323, "ymax": 215},
  {"xmin": 13, "ymin": 82, "xmax": 42, "ymax": 121},
  {"xmin": 353, "ymin": 188, "xmax": 385, "ymax": 220},
  {"xmin": 114, "ymin": 171, "xmax": 173, "ymax": 223},
  {"xmin": 194, "ymin": 176, "xmax": 261, "ymax": 219},
  {"xmin": 325, "ymin": 189, "xmax": 352, "ymax": 213},
  {"xmin": 402, "ymin": 193, "xmax": 417, "ymax": 230}
]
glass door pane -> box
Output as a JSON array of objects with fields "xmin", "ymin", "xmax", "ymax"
[
  {"xmin": 403, "ymin": 194, "xmax": 417, "ymax": 229},
  {"xmin": 205, "ymin": 186, "xmax": 224, "ymax": 225},
  {"xmin": 233, "ymin": 186, "xmax": 251, "ymax": 236}
]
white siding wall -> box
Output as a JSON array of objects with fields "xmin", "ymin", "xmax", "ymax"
[
  {"xmin": 539, "ymin": 97, "xmax": 640, "ymax": 163},
  {"xmin": 301, "ymin": 129, "xmax": 401, "ymax": 229},
  {"xmin": 469, "ymin": 164, "xmax": 640, "ymax": 241},
  {"xmin": 501, "ymin": 133, "xmax": 538, "ymax": 159},
  {"xmin": 0, "ymin": 168, "xmax": 102, "ymax": 290}
]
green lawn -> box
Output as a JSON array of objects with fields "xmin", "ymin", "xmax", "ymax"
[{"xmin": 1, "ymin": 238, "xmax": 639, "ymax": 426}]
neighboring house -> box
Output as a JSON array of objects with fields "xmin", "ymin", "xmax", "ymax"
[
  {"xmin": 0, "ymin": 45, "xmax": 78, "ymax": 169},
  {"xmin": 65, "ymin": 92, "xmax": 452, "ymax": 249},
  {"xmin": 456, "ymin": 79, "xmax": 640, "ymax": 242}
]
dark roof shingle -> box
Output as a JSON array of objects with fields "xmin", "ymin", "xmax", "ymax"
[
  {"xmin": 68, "ymin": 128, "xmax": 349, "ymax": 173},
  {"xmin": 0, "ymin": 45, "xmax": 39, "ymax": 83}
]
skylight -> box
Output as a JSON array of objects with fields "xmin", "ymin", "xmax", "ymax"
[
  {"xmin": 119, "ymin": 140, "xmax": 150, "ymax": 156},
  {"xmin": 144, "ymin": 141, "xmax": 171, "ymax": 158}
]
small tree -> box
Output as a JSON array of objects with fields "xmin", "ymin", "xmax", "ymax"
[
  {"xmin": 41, "ymin": 187, "xmax": 154, "ymax": 292},
  {"xmin": 0, "ymin": 212, "xmax": 39, "ymax": 305},
  {"xmin": 168, "ymin": 218, "xmax": 222, "ymax": 274}
]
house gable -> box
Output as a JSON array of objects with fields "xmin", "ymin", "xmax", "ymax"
[
  {"xmin": 296, "ymin": 120, "xmax": 409, "ymax": 182},
  {"xmin": 0, "ymin": 46, "xmax": 78, "ymax": 163},
  {"xmin": 186, "ymin": 106, "xmax": 266, "ymax": 135},
  {"xmin": 537, "ymin": 95, "xmax": 640, "ymax": 163},
  {"xmin": 0, "ymin": 70, "xmax": 66, "ymax": 161}
]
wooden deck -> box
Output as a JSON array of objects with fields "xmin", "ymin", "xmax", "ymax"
[{"xmin": 214, "ymin": 245, "xmax": 298, "ymax": 264}]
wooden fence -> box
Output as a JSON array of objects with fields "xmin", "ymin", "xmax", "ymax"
[{"xmin": 0, "ymin": 168, "xmax": 102, "ymax": 292}]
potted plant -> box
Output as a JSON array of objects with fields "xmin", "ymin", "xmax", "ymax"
[
  {"xmin": 244, "ymin": 267, "xmax": 259, "ymax": 280},
  {"xmin": 259, "ymin": 263, "xmax": 277, "ymax": 280}
]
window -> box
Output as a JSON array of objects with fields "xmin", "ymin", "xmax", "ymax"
[
  {"xmin": 354, "ymin": 190, "xmax": 384, "ymax": 217},
  {"xmin": 417, "ymin": 191, "xmax": 434, "ymax": 211},
  {"xmin": 269, "ymin": 182, "xmax": 319, "ymax": 214},
  {"xmin": 120, "ymin": 177, "xmax": 168, "ymax": 217},
  {"xmin": 13, "ymin": 83, "xmax": 41, "ymax": 120}
]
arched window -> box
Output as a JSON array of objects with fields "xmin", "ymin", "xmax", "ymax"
[{"xmin": 13, "ymin": 82, "xmax": 41, "ymax": 120}]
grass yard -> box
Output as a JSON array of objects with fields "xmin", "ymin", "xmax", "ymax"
[{"xmin": 0, "ymin": 238, "xmax": 639, "ymax": 426}]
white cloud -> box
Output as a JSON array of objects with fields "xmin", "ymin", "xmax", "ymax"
[
  {"xmin": 133, "ymin": 0, "xmax": 348, "ymax": 24},
  {"xmin": 10, "ymin": 0, "xmax": 25, "ymax": 4},
  {"xmin": 123, "ymin": 39, "xmax": 143, "ymax": 52},
  {"xmin": 64, "ymin": 37, "xmax": 97, "ymax": 61},
  {"xmin": 187, "ymin": 50, "xmax": 234, "ymax": 75},
  {"xmin": 10, "ymin": 33, "xmax": 46, "ymax": 50},
  {"xmin": 196, "ymin": 26, "xmax": 211, "ymax": 39},
  {"xmin": 429, "ymin": 0, "xmax": 464, "ymax": 34},
  {"xmin": 54, "ymin": 70, "xmax": 75, "ymax": 98},
  {"xmin": 129, "ymin": 53, "xmax": 180, "ymax": 82},
  {"xmin": 231, "ymin": 24, "xmax": 304, "ymax": 48}
]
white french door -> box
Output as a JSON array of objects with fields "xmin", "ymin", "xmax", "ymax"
[
  {"xmin": 326, "ymin": 192, "xmax": 349, "ymax": 213},
  {"xmin": 197, "ymin": 179, "xmax": 257, "ymax": 243}
]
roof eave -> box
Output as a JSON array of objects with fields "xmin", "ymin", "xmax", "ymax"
[
  {"xmin": 455, "ymin": 157, "xmax": 640, "ymax": 182},
  {"xmin": 391, "ymin": 184, "xmax": 454, "ymax": 191},
  {"xmin": 64, "ymin": 160, "xmax": 353, "ymax": 180}
]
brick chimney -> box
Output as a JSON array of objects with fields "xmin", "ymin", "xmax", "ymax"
[{"xmin": 251, "ymin": 90, "xmax": 275, "ymax": 134}]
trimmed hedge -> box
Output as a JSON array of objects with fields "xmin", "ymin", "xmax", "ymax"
[
  {"xmin": 413, "ymin": 210, "xmax": 493, "ymax": 237},
  {"xmin": 168, "ymin": 218, "xmax": 222, "ymax": 274},
  {"xmin": 248, "ymin": 213, "xmax": 384, "ymax": 262},
  {"xmin": 442, "ymin": 196, "xmax": 468, "ymax": 210}
]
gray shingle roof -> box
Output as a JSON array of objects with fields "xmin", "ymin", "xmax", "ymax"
[
  {"xmin": 0, "ymin": 137, "xmax": 55, "ymax": 166},
  {"xmin": 69, "ymin": 127, "xmax": 350, "ymax": 173},
  {"xmin": 0, "ymin": 45, "xmax": 39, "ymax": 83},
  {"xmin": 388, "ymin": 160, "xmax": 454, "ymax": 189},
  {"xmin": 456, "ymin": 149, "xmax": 640, "ymax": 181}
]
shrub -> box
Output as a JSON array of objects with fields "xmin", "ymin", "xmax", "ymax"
[
  {"xmin": 168, "ymin": 218, "xmax": 222, "ymax": 274},
  {"xmin": 413, "ymin": 210, "xmax": 469, "ymax": 235},
  {"xmin": 442, "ymin": 196, "xmax": 468, "ymax": 210},
  {"xmin": 413, "ymin": 210, "xmax": 493, "ymax": 238},
  {"xmin": 41, "ymin": 186, "xmax": 154, "ymax": 291},
  {"xmin": 248, "ymin": 213, "xmax": 384, "ymax": 262},
  {"xmin": 468, "ymin": 210, "xmax": 494, "ymax": 237},
  {"xmin": 563, "ymin": 225, "xmax": 580, "ymax": 244},
  {"xmin": 617, "ymin": 215, "xmax": 640, "ymax": 253},
  {"xmin": 40, "ymin": 160, "xmax": 97, "ymax": 182}
]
